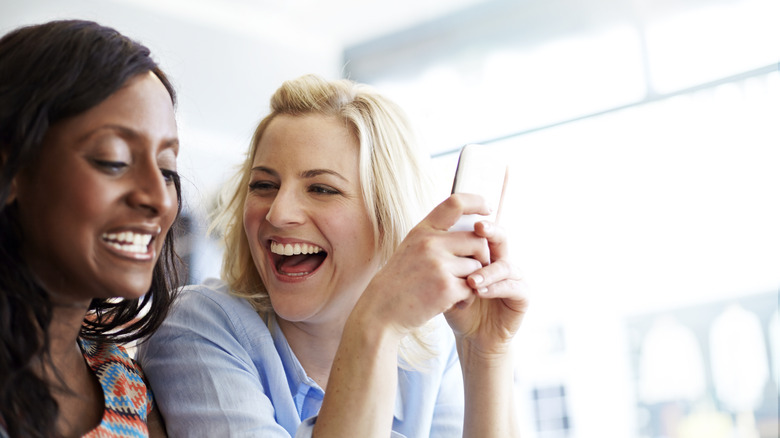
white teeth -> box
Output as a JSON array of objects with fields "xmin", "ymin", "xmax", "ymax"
[
  {"xmin": 270, "ymin": 241, "xmax": 323, "ymax": 256},
  {"xmin": 102, "ymin": 231, "xmax": 153, "ymax": 253},
  {"xmin": 105, "ymin": 242, "xmax": 149, "ymax": 254}
]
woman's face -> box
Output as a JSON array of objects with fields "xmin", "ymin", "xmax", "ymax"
[
  {"xmin": 13, "ymin": 72, "xmax": 179, "ymax": 304},
  {"xmin": 244, "ymin": 113, "xmax": 380, "ymax": 325}
]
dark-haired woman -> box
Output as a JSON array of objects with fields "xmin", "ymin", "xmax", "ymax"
[{"xmin": 0, "ymin": 20, "xmax": 181, "ymax": 437}]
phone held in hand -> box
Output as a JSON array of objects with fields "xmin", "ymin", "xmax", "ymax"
[{"xmin": 450, "ymin": 143, "xmax": 509, "ymax": 232}]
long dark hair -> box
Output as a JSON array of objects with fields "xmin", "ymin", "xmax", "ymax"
[{"xmin": 0, "ymin": 20, "xmax": 181, "ymax": 437}]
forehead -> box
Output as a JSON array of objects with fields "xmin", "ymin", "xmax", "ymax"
[
  {"xmin": 45, "ymin": 72, "xmax": 178, "ymax": 154},
  {"xmin": 253, "ymin": 114, "xmax": 358, "ymax": 170}
]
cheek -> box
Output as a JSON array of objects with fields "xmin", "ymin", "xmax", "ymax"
[
  {"xmin": 18, "ymin": 180, "xmax": 102, "ymax": 261},
  {"xmin": 46, "ymin": 181, "xmax": 109, "ymax": 229},
  {"xmin": 162, "ymin": 186, "xmax": 180, "ymax": 230},
  {"xmin": 243, "ymin": 200, "xmax": 267, "ymax": 234},
  {"xmin": 329, "ymin": 212, "xmax": 377, "ymax": 260}
]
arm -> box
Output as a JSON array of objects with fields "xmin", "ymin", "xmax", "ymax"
[
  {"xmin": 313, "ymin": 194, "xmax": 490, "ymax": 437},
  {"xmin": 445, "ymin": 221, "xmax": 528, "ymax": 438},
  {"xmin": 459, "ymin": 340, "xmax": 519, "ymax": 437},
  {"xmin": 312, "ymin": 310, "xmax": 401, "ymax": 437}
]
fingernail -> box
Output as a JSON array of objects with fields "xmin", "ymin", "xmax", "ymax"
[
  {"xmin": 471, "ymin": 274, "xmax": 484, "ymax": 286},
  {"xmin": 477, "ymin": 287, "xmax": 488, "ymax": 294}
]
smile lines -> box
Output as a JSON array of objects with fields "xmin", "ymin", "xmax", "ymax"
[
  {"xmin": 270, "ymin": 241, "xmax": 323, "ymax": 256},
  {"xmin": 102, "ymin": 231, "xmax": 153, "ymax": 254}
]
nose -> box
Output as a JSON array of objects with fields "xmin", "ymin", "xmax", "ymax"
[
  {"xmin": 264, "ymin": 185, "xmax": 305, "ymax": 228},
  {"xmin": 127, "ymin": 161, "xmax": 175, "ymax": 216}
]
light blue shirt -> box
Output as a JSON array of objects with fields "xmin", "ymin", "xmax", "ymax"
[{"xmin": 137, "ymin": 278, "xmax": 465, "ymax": 437}]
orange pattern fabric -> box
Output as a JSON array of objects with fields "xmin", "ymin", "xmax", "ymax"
[{"xmin": 80, "ymin": 339, "xmax": 152, "ymax": 438}]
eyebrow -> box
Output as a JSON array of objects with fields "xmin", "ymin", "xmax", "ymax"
[
  {"xmin": 251, "ymin": 166, "xmax": 348, "ymax": 182},
  {"xmin": 80, "ymin": 124, "xmax": 179, "ymax": 151}
]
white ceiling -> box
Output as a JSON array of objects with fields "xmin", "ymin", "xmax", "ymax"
[{"xmin": 110, "ymin": 0, "xmax": 489, "ymax": 48}]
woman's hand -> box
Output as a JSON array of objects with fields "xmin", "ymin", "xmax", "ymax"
[
  {"xmin": 442, "ymin": 219, "xmax": 527, "ymax": 438},
  {"xmin": 353, "ymin": 193, "xmax": 493, "ymax": 337},
  {"xmin": 444, "ymin": 219, "xmax": 528, "ymax": 358},
  {"xmin": 331, "ymin": 193, "xmax": 526, "ymax": 438}
]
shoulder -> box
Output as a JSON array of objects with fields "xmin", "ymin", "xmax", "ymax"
[
  {"xmin": 171, "ymin": 278, "xmax": 262, "ymax": 334},
  {"xmin": 139, "ymin": 278, "xmax": 274, "ymax": 363},
  {"xmin": 176, "ymin": 277, "xmax": 254, "ymax": 313}
]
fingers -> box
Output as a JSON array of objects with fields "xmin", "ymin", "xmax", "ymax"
[
  {"xmin": 407, "ymin": 198, "xmax": 492, "ymax": 268},
  {"xmin": 377, "ymin": 195, "xmax": 503, "ymax": 323},
  {"xmin": 405, "ymin": 228, "xmax": 487, "ymax": 278},
  {"xmin": 467, "ymin": 258, "xmax": 525, "ymax": 300},
  {"xmin": 424, "ymin": 193, "xmax": 491, "ymax": 231},
  {"xmin": 473, "ymin": 220, "xmax": 508, "ymax": 261},
  {"xmin": 449, "ymin": 254, "xmax": 485, "ymax": 278},
  {"xmin": 467, "ymin": 258, "xmax": 510, "ymax": 292},
  {"xmin": 447, "ymin": 230, "xmax": 490, "ymax": 267},
  {"xmin": 466, "ymin": 221, "xmax": 523, "ymax": 298}
]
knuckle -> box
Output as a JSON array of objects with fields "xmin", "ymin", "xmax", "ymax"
[
  {"xmin": 417, "ymin": 234, "xmax": 439, "ymax": 253},
  {"xmin": 445, "ymin": 194, "xmax": 467, "ymax": 211}
]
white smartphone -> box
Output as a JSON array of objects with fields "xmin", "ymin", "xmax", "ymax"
[{"xmin": 450, "ymin": 143, "xmax": 509, "ymax": 231}]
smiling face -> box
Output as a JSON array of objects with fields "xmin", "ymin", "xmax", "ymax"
[
  {"xmin": 13, "ymin": 72, "xmax": 179, "ymax": 304},
  {"xmin": 243, "ymin": 113, "xmax": 380, "ymax": 326}
]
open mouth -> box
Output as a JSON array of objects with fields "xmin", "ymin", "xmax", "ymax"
[
  {"xmin": 269, "ymin": 241, "xmax": 327, "ymax": 277},
  {"xmin": 102, "ymin": 231, "xmax": 155, "ymax": 255}
]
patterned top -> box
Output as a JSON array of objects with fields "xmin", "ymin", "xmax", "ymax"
[{"xmin": 79, "ymin": 338, "xmax": 153, "ymax": 438}]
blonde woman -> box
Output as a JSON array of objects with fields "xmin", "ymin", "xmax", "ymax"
[{"xmin": 138, "ymin": 74, "xmax": 526, "ymax": 437}]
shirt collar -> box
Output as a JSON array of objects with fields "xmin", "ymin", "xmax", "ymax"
[{"xmin": 268, "ymin": 315, "xmax": 323, "ymax": 392}]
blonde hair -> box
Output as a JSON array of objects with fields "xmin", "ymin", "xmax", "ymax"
[{"xmin": 211, "ymin": 74, "xmax": 437, "ymax": 365}]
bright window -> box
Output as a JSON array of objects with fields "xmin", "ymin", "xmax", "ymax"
[{"xmin": 344, "ymin": 0, "xmax": 780, "ymax": 436}]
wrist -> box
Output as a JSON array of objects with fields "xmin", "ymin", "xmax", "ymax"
[
  {"xmin": 459, "ymin": 339, "xmax": 521, "ymax": 437},
  {"xmin": 345, "ymin": 299, "xmax": 405, "ymax": 352},
  {"xmin": 349, "ymin": 283, "xmax": 411, "ymax": 344},
  {"xmin": 457, "ymin": 337, "xmax": 515, "ymax": 371}
]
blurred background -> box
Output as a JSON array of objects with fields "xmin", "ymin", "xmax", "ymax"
[{"xmin": 2, "ymin": 0, "xmax": 778, "ymax": 436}]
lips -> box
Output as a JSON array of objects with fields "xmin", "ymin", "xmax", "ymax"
[{"xmin": 269, "ymin": 240, "xmax": 326, "ymax": 277}]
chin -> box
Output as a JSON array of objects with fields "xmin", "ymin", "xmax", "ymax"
[
  {"xmin": 106, "ymin": 278, "xmax": 155, "ymax": 300},
  {"xmin": 268, "ymin": 296, "xmax": 321, "ymax": 323}
]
